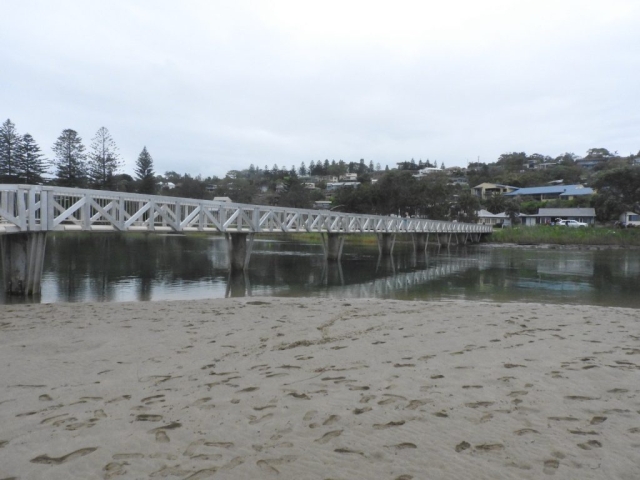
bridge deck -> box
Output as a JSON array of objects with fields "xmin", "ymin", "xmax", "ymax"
[{"xmin": 0, "ymin": 184, "xmax": 492, "ymax": 235}]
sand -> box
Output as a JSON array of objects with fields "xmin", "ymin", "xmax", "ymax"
[{"xmin": 0, "ymin": 298, "xmax": 639, "ymax": 480}]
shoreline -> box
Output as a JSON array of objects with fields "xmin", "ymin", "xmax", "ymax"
[{"xmin": 1, "ymin": 298, "xmax": 639, "ymax": 479}]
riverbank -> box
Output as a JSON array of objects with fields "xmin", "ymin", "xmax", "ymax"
[
  {"xmin": 1, "ymin": 298, "xmax": 639, "ymax": 479},
  {"xmin": 489, "ymin": 226, "xmax": 640, "ymax": 246}
]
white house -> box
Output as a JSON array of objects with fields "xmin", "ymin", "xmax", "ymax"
[{"xmin": 620, "ymin": 211, "xmax": 640, "ymax": 226}]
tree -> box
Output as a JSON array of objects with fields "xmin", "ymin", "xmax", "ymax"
[
  {"xmin": 52, "ymin": 129, "xmax": 87, "ymax": 187},
  {"xmin": 88, "ymin": 127, "xmax": 121, "ymax": 189},
  {"xmin": 585, "ymin": 148, "xmax": 615, "ymax": 159},
  {"xmin": 0, "ymin": 119, "xmax": 22, "ymax": 181},
  {"xmin": 504, "ymin": 199, "xmax": 521, "ymax": 226},
  {"xmin": 278, "ymin": 175, "xmax": 310, "ymax": 208},
  {"xmin": 483, "ymin": 192, "xmax": 506, "ymax": 214},
  {"xmin": 298, "ymin": 161, "xmax": 307, "ymax": 176},
  {"xmin": 135, "ymin": 146, "xmax": 156, "ymax": 194},
  {"xmin": 591, "ymin": 166, "xmax": 640, "ymax": 221},
  {"xmin": 18, "ymin": 134, "xmax": 48, "ymax": 184},
  {"xmin": 452, "ymin": 191, "xmax": 480, "ymax": 223}
]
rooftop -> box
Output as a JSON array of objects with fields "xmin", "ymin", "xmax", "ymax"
[{"xmin": 504, "ymin": 185, "xmax": 593, "ymax": 197}]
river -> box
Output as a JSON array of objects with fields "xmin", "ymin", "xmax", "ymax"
[{"xmin": 1, "ymin": 233, "xmax": 639, "ymax": 307}]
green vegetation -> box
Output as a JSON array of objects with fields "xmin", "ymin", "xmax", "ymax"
[{"xmin": 490, "ymin": 226, "xmax": 640, "ymax": 246}]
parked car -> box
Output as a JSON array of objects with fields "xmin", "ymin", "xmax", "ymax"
[{"xmin": 556, "ymin": 219, "xmax": 588, "ymax": 228}]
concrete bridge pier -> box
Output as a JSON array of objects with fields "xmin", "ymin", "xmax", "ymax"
[
  {"xmin": 411, "ymin": 233, "xmax": 429, "ymax": 254},
  {"xmin": 1, "ymin": 232, "xmax": 47, "ymax": 295},
  {"xmin": 377, "ymin": 233, "xmax": 396, "ymax": 256},
  {"xmin": 321, "ymin": 233, "xmax": 344, "ymax": 262},
  {"xmin": 322, "ymin": 260, "xmax": 345, "ymax": 286},
  {"xmin": 225, "ymin": 233, "xmax": 255, "ymax": 271},
  {"xmin": 225, "ymin": 269, "xmax": 252, "ymax": 297}
]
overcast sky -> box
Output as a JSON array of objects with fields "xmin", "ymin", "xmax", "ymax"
[{"xmin": 2, "ymin": 0, "xmax": 639, "ymax": 178}]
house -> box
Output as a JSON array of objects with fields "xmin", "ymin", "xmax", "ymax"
[
  {"xmin": 620, "ymin": 212, "xmax": 640, "ymax": 226},
  {"xmin": 576, "ymin": 158, "xmax": 605, "ymax": 169},
  {"xmin": 303, "ymin": 182, "xmax": 316, "ymax": 189},
  {"xmin": 471, "ymin": 183, "xmax": 517, "ymax": 199},
  {"xmin": 503, "ymin": 184, "xmax": 593, "ymax": 201},
  {"xmin": 314, "ymin": 200, "xmax": 332, "ymax": 210},
  {"xmin": 213, "ymin": 196, "xmax": 232, "ymax": 203},
  {"xmin": 340, "ymin": 173, "xmax": 358, "ymax": 181},
  {"xmin": 326, "ymin": 182, "xmax": 360, "ymax": 192},
  {"xmin": 413, "ymin": 167, "xmax": 440, "ymax": 178},
  {"xmin": 476, "ymin": 209, "xmax": 510, "ymax": 226},
  {"xmin": 534, "ymin": 162, "xmax": 559, "ymax": 170},
  {"xmin": 533, "ymin": 208, "xmax": 596, "ymax": 225}
]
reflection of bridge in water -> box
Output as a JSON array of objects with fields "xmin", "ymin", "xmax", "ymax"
[
  {"xmin": 1, "ymin": 184, "xmax": 492, "ymax": 295},
  {"xmin": 226, "ymin": 247, "xmax": 494, "ymax": 298}
]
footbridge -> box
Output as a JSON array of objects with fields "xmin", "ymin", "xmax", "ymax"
[{"xmin": 0, "ymin": 184, "xmax": 492, "ymax": 295}]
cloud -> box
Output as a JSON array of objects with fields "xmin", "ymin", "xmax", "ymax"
[{"xmin": 1, "ymin": 0, "xmax": 639, "ymax": 178}]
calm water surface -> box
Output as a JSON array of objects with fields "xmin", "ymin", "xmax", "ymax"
[{"xmin": 1, "ymin": 233, "xmax": 639, "ymax": 307}]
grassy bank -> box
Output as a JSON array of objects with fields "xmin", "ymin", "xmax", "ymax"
[{"xmin": 489, "ymin": 226, "xmax": 640, "ymax": 246}]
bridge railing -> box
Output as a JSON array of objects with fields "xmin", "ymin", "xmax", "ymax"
[{"xmin": 0, "ymin": 184, "xmax": 493, "ymax": 235}]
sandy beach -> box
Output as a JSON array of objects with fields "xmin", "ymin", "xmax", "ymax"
[{"xmin": 0, "ymin": 298, "xmax": 639, "ymax": 480}]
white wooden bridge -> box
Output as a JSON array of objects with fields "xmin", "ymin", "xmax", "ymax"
[{"xmin": 0, "ymin": 184, "xmax": 492, "ymax": 295}]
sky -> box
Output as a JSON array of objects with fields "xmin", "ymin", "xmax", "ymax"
[{"xmin": 2, "ymin": 0, "xmax": 639, "ymax": 179}]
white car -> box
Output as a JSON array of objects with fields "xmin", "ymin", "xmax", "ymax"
[{"xmin": 556, "ymin": 219, "xmax": 588, "ymax": 228}]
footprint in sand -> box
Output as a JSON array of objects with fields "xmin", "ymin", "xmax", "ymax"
[
  {"xmin": 141, "ymin": 394, "xmax": 165, "ymax": 405},
  {"xmin": 248, "ymin": 414, "xmax": 274, "ymax": 425},
  {"xmin": 303, "ymin": 411, "xmax": 317, "ymax": 421},
  {"xmin": 543, "ymin": 459, "xmax": 559, "ymax": 475},
  {"xmin": 465, "ymin": 402, "xmax": 494, "ymax": 409},
  {"xmin": 406, "ymin": 400, "xmax": 428, "ymax": 410},
  {"xmin": 577, "ymin": 440, "xmax": 602, "ymax": 450},
  {"xmin": 455, "ymin": 441, "xmax": 471, "ymax": 452},
  {"xmin": 135, "ymin": 414, "xmax": 163, "ymax": 422},
  {"xmin": 314, "ymin": 430, "xmax": 342, "ymax": 444},
  {"xmin": 104, "ymin": 461, "xmax": 127, "ymax": 478},
  {"xmin": 31, "ymin": 447, "xmax": 98, "ymax": 465},
  {"xmin": 148, "ymin": 422, "xmax": 182, "ymax": 433},
  {"xmin": 323, "ymin": 415, "xmax": 340, "ymax": 426},
  {"xmin": 287, "ymin": 392, "xmax": 310, "ymax": 400},
  {"xmin": 236, "ymin": 387, "xmax": 259, "ymax": 393},
  {"xmin": 373, "ymin": 421, "xmax": 405, "ymax": 430},
  {"xmin": 475, "ymin": 444, "xmax": 504, "ymax": 451},
  {"xmin": 353, "ymin": 407, "xmax": 372, "ymax": 415},
  {"xmin": 385, "ymin": 443, "xmax": 417, "ymax": 450}
]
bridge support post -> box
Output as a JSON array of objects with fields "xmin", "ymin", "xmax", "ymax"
[
  {"xmin": 377, "ymin": 233, "xmax": 396, "ymax": 256},
  {"xmin": 225, "ymin": 233, "xmax": 254, "ymax": 271},
  {"xmin": 225, "ymin": 269, "xmax": 252, "ymax": 297},
  {"xmin": 411, "ymin": 233, "xmax": 428, "ymax": 254},
  {"xmin": 321, "ymin": 233, "xmax": 344, "ymax": 262},
  {"xmin": 1, "ymin": 232, "xmax": 47, "ymax": 295}
]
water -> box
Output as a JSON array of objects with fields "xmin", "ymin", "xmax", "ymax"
[{"xmin": 1, "ymin": 233, "xmax": 639, "ymax": 307}]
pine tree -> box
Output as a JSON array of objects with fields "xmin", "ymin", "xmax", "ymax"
[
  {"xmin": 88, "ymin": 127, "xmax": 121, "ymax": 189},
  {"xmin": 18, "ymin": 134, "xmax": 48, "ymax": 184},
  {"xmin": 52, "ymin": 129, "xmax": 87, "ymax": 187},
  {"xmin": 0, "ymin": 119, "xmax": 22, "ymax": 181},
  {"xmin": 135, "ymin": 146, "xmax": 156, "ymax": 194}
]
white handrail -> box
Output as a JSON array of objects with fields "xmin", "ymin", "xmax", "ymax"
[{"xmin": 0, "ymin": 184, "xmax": 493, "ymax": 235}]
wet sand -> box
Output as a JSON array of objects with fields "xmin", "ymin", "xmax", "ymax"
[{"xmin": 0, "ymin": 298, "xmax": 639, "ymax": 479}]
